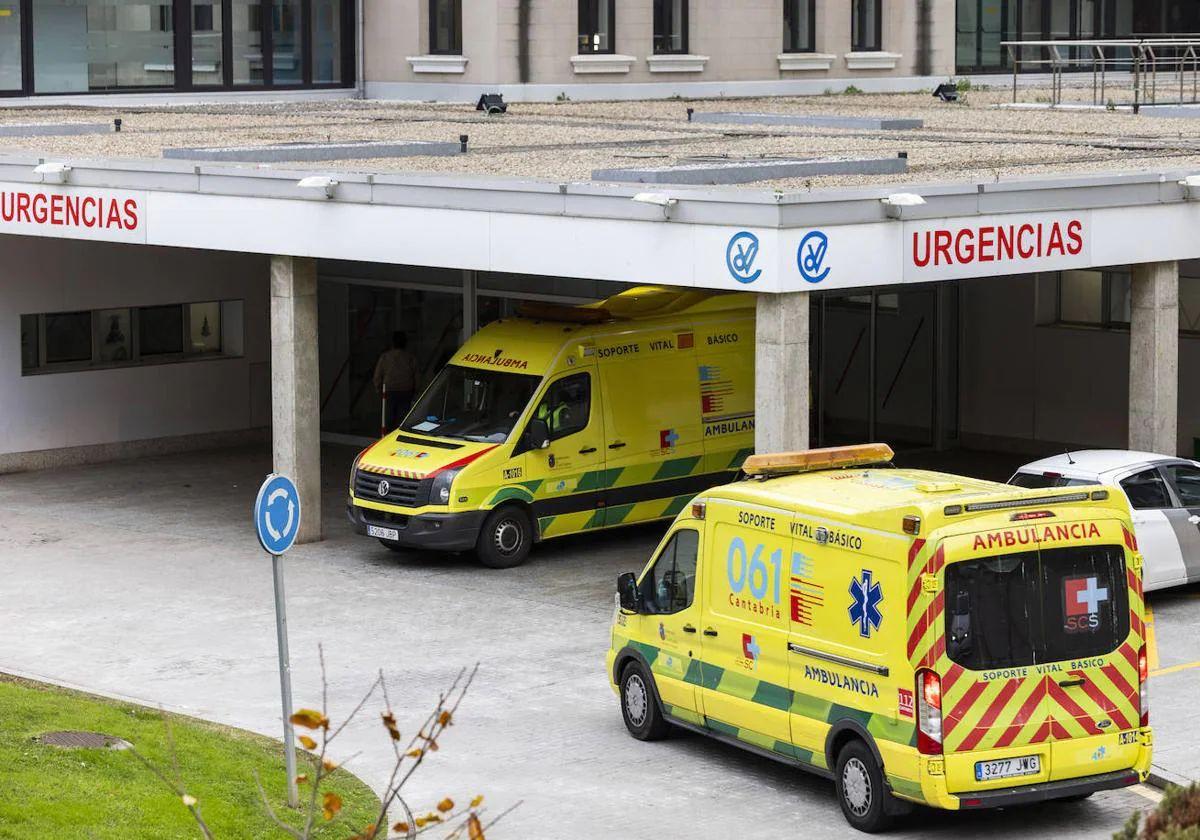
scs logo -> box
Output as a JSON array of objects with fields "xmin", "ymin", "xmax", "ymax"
[{"xmin": 1063, "ymin": 575, "xmax": 1109, "ymax": 634}]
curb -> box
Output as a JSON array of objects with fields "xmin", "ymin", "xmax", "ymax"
[{"xmin": 1148, "ymin": 764, "xmax": 1193, "ymax": 791}]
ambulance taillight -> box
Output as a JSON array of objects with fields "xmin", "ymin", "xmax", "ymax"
[
  {"xmin": 1139, "ymin": 644, "xmax": 1150, "ymax": 727},
  {"xmin": 916, "ymin": 669, "xmax": 943, "ymax": 755}
]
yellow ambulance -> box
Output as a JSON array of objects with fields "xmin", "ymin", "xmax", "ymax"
[
  {"xmin": 346, "ymin": 286, "xmax": 755, "ymax": 567},
  {"xmin": 607, "ymin": 444, "xmax": 1152, "ymax": 832}
]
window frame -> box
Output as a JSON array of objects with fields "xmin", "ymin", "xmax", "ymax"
[
  {"xmin": 652, "ymin": 0, "xmax": 688, "ymax": 55},
  {"xmin": 428, "ymin": 0, "xmax": 462, "ymax": 56},
  {"xmin": 534, "ymin": 371, "xmax": 592, "ymax": 442},
  {"xmin": 851, "ymin": 0, "xmax": 883, "ymax": 52},
  {"xmin": 1118, "ymin": 466, "xmax": 1175, "ymax": 511},
  {"xmin": 783, "ymin": 0, "xmax": 816, "ymax": 53},
  {"xmin": 20, "ymin": 299, "xmax": 243, "ymax": 376},
  {"xmin": 578, "ymin": 0, "xmax": 616, "ymax": 54},
  {"xmin": 638, "ymin": 526, "xmax": 701, "ymax": 615},
  {"xmin": 1163, "ymin": 462, "xmax": 1200, "ymax": 508}
]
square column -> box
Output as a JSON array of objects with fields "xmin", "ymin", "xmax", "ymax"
[
  {"xmin": 271, "ymin": 255, "xmax": 322, "ymax": 544},
  {"xmin": 1129, "ymin": 261, "xmax": 1179, "ymax": 456},
  {"xmin": 755, "ymin": 292, "xmax": 811, "ymax": 454}
]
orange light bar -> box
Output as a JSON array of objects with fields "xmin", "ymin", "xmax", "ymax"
[{"xmin": 742, "ymin": 443, "xmax": 895, "ymax": 477}]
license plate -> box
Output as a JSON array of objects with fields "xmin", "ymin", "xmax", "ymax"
[
  {"xmin": 367, "ymin": 524, "xmax": 400, "ymax": 541},
  {"xmin": 975, "ymin": 755, "xmax": 1040, "ymax": 782}
]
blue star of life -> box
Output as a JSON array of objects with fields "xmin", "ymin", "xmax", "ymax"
[{"xmin": 848, "ymin": 569, "xmax": 884, "ymax": 638}]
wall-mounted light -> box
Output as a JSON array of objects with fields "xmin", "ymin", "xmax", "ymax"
[
  {"xmin": 881, "ymin": 192, "xmax": 927, "ymax": 219},
  {"xmin": 296, "ymin": 175, "xmax": 339, "ymax": 199},
  {"xmin": 631, "ymin": 191, "xmax": 678, "ymax": 220},
  {"xmin": 33, "ymin": 162, "xmax": 72, "ymax": 184},
  {"xmin": 1180, "ymin": 174, "xmax": 1200, "ymax": 200}
]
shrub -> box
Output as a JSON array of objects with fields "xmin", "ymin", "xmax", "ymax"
[{"xmin": 1116, "ymin": 783, "xmax": 1200, "ymax": 840}]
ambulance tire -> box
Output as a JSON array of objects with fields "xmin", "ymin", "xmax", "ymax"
[
  {"xmin": 476, "ymin": 506, "xmax": 533, "ymax": 569},
  {"xmin": 835, "ymin": 740, "xmax": 896, "ymax": 833},
  {"xmin": 619, "ymin": 661, "xmax": 671, "ymax": 741}
]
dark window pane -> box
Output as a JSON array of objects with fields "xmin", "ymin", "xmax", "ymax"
[
  {"xmin": 578, "ymin": 0, "xmax": 614, "ymax": 53},
  {"xmin": 653, "ymin": 0, "xmax": 686, "ymax": 54},
  {"xmin": 1040, "ymin": 545, "xmax": 1128, "ymax": 662},
  {"xmin": 1164, "ymin": 463, "xmax": 1200, "ymax": 507},
  {"xmin": 1120, "ymin": 468, "xmax": 1171, "ymax": 510},
  {"xmin": 44, "ymin": 311, "xmax": 92, "ymax": 364},
  {"xmin": 20, "ymin": 314, "xmax": 38, "ymax": 370},
  {"xmin": 852, "ymin": 0, "xmax": 881, "ymax": 50},
  {"xmin": 783, "ymin": 0, "xmax": 813, "ymax": 52},
  {"xmin": 945, "ymin": 551, "xmax": 1041, "ymax": 670},
  {"xmin": 98, "ymin": 308, "xmax": 132, "ymax": 362},
  {"xmin": 430, "ymin": 0, "xmax": 461, "ymax": 54},
  {"xmin": 536, "ymin": 373, "xmax": 590, "ymax": 440},
  {"xmin": 1010, "ymin": 472, "xmax": 1093, "ymax": 489},
  {"xmin": 140, "ymin": 304, "xmax": 184, "ymax": 355},
  {"xmin": 641, "ymin": 529, "xmax": 699, "ymax": 614},
  {"xmin": 312, "ymin": 0, "xmax": 343, "ymax": 81},
  {"xmin": 188, "ymin": 301, "xmax": 221, "ymax": 354}
]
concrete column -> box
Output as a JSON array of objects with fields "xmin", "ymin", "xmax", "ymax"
[
  {"xmin": 1129, "ymin": 261, "xmax": 1179, "ymax": 456},
  {"xmin": 755, "ymin": 292, "xmax": 811, "ymax": 454},
  {"xmin": 462, "ymin": 269, "xmax": 477, "ymax": 342},
  {"xmin": 271, "ymin": 255, "xmax": 322, "ymax": 544}
]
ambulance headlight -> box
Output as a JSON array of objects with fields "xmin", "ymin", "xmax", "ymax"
[{"xmin": 430, "ymin": 468, "xmax": 461, "ymax": 505}]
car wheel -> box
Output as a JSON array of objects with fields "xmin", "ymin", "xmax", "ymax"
[
  {"xmin": 835, "ymin": 740, "xmax": 895, "ymax": 833},
  {"xmin": 619, "ymin": 661, "xmax": 670, "ymax": 741},
  {"xmin": 475, "ymin": 506, "xmax": 532, "ymax": 569}
]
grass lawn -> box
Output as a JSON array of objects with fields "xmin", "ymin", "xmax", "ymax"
[{"xmin": 0, "ymin": 674, "xmax": 380, "ymax": 839}]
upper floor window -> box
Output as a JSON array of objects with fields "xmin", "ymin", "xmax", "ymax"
[
  {"xmin": 851, "ymin": 0, "xmax": 882, "ymax": 51},
  {"xmin": 579, "ymin": 0, "xmax": 615, "ymax": 54},
  {"xmin": 783, "ymin": 0, "xmax": 815, "ymax": 53},
  {"xmin": 429, "ymin": 0, "xmax": 462, "ymax": 55},
  {"xmin": 653, "ymin": 0, "xmax": 688, "ymax": 54}
]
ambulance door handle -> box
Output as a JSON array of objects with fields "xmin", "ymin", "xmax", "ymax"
[
  {"xmin": 702, "ymin": 627, "xmax": 719, "ymax": 637},
  {"xmin": 608, "ymin": 442, "xmax": 626, "ymax": 450},
  {"xmin": 579, "ymin": 447, "xmax": 597, "ymax": 454},
  {"xmin": 682, "ymin": 624, "xmax": 697, "ymax": 634},
  {"xmin": 1058, "ymin": 677, "xmax": 1086, "ymax": 688}
]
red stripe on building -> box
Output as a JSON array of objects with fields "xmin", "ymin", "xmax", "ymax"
[{"xmin": 957, "ymin": 679, "xmax": 1021, "ymax": 752}]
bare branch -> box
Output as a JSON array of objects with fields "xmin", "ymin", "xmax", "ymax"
[
  {"xmin": 125, "ymin": 745, "xmax": 215, "ymax": 840},
  {"xmin": 253, "ymin": 769, "xmax": 304, "ymax": 840}
]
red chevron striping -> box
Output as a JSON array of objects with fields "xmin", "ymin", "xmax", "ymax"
[
  {"xmin": 1030, "ymin": 718, "xmax": 1052, "ymax": 744},
  {"xmin": 1049, "ymin": 717, "xmax": 1071, "ymax": 740},
  {"xmin": 1047, "ymin": 681, "xmax": 1102, "ymax": 735},
  {"xmin": 929, "ymin": 545, "xmax": 945, "ymax": 575},
  {"xmin": 943, "ymin": 663, "xmax": 965, "ymax": 694},
  {"xmin": 957, "ymin": 679, "xmax": 1021, "ymax": 752},
  {"xmin": 906, "ymin": 543, "xmax": 941, "ymax": 613},
  {"xmin": 925, "ymin": 634, "xmax": 946, "ymax": 669},
  {"xmin": 908, "ymin": 537, "xmax": 927, "ymax": 567},
  {"xmin": 1117, "ymin": 642, "xmax": 1138, "ymax": 671},
  {"xmin": 1101, "ymin": 663, "xmax": 1136, "ymax": 704},
  {"xmin": 1129, "ymin": 607, "xmax": 1143, "ymax": 639},
  {"xmin": 944, "ymin": 679, "xmax": 988, "ymax": 738},
  {"xmin": 992, "ymin": 679, "xmax": 1046, "ymax": 749},
  {"xmin": 1075, "ymin": 676, "xmax": 1132, "ymax": 731},
  {"xmin": 906, "ymin": 611, "xmax": 929, "ymax": 659}
]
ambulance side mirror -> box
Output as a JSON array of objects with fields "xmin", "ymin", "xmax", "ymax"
[
  {"xmin": 526, "ymin": 418, "xmax": 551, "ymax": 450},
  {"xmin": 617, "ymin": 572, "xmax": 640, "ymax": 613}
]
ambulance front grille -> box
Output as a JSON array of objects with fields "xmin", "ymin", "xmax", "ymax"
[{"xmin": 354, "ymin": 470, "xmax": 429, "ymax": 507}]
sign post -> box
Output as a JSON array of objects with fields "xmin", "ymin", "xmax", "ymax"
[{"xmin": 254, "ymin": 474, "xmax": 303, "ymax": 808}]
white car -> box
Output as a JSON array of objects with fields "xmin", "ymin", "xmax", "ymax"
[{"xmin": 1009, "ymin": 450, "xmax": 1200, "ymax": 591}]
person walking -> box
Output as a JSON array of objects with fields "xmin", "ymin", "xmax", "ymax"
[{"xmin": 373, "ymin": 331, "xmax": 420, "ymax": 432}]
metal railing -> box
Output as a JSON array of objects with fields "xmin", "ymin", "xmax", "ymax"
[{"xmin": 1002, "ymin": 38, "xmax": 1200, "ymax": 108}]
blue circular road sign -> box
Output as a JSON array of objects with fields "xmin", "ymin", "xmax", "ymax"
[{"xmin": 255, "ymin": 474, "xmax": 302, "ymax": 555}]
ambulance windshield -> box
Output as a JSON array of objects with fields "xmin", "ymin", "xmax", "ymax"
[
  {"xmin": 944, "ymin": 544, "xmax": 1129, "ymax": 671},
  {"xmin": 401, "ymin": 364, "xmax": 541, "ymax": 443}
]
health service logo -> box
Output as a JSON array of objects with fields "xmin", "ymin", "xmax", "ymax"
[
  {"xmin": 798, "ymin": 230, "xmax": 831, "ymax": 284},
  {"xmin": 848, "ymin": 569, "xmax": 884, "ymax": 639},
  {"xmin": 726, "ymin": 231, "xmax": 762, "ymax": 284}
]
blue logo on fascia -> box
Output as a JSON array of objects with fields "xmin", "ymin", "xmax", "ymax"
[
  {"xmin": 798, "ymin": 230, "xmax": 831, "ymax": 284},
  {"xmin": 726, "ymin": 231, "xmax": 762, "ymax": 284},
  {"xmin": 848, "ymin": 569, "xmax": 883, "ymax": 638},
  {"xmin": 254, "ymin": 473, "xmax": 302, "ymax": 555}
]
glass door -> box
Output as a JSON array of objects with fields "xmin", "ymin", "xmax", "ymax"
[{"xmin": 0, "ymin": 0, "xmax": 21, "ymax": 91}]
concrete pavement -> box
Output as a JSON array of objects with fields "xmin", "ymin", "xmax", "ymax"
[{"xmin": 0, "ymin": 445, "xmax": 1174, "ymax": 838}]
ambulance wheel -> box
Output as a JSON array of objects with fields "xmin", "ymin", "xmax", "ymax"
[
  {"xmin": 619, "ymin": 661, "xmax": 670, "ymax": 741},
  {"xmin": 476, "ymin": 506, "xmax": 532, "ymax": 569},
  {"xmin": 835, "ymin": 740, "xmax": 896, "ymax": 833}
]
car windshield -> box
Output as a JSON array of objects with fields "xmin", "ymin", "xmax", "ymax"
[
  {"xmin": 945, "ymin": 543, "xmax": 1128, "ymax": 670},
  {"xmin": 401, "ymin": 364, "xmax": 541, "ymax": 443}
]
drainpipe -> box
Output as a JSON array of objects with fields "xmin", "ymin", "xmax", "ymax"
[
  {"xmin": 916, "ymin": 0, "xmax": 932, "ymax": 77},
  {"xmin": 356, "ymin": 0, "xmax": 365, "ymax": 97},
  {"xmin": 518, "ymin": 0, "xmax": 531, "ymax": 83}
]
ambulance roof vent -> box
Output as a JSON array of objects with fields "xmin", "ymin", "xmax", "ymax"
[
  {"xmin": 917, "ymin": 481, "xmax": 961, "ymax": 493},
  {"xmin": 742, "ymin": 444, "xmax": 895, "ymax": 477}
]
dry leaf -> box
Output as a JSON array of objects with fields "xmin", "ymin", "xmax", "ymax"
[
  {"xmin": 321, "ymin": 791, "xmax": 343, "ymax": 821},
  {"xmin": 391, "ymin": 822, "xmax": 410, "ymax": 833},
  {"xmin": 467, "ymin": 813, "xmax": 485, "ymax": 840},
  {"xmin": 295, "ymin": 773, "xmax": 309, "ymax": 785},
  {"xmin": 382, "ymin": 712, "xmax": 401, "ymax": 741},
  {"xmin": 299, "ymin": 735, "xmax": 317, "ymax": 750},
  {"xmin": 406, "ymin": 748, "xmax": 423, "ymax": 758},
  {"xmin": 437, "ymin": 710, "xmax": 453, "ymax": 726},
  {"xmin": 323, "ymin": 757, "xmax": 339, "ymax": 772},
  {"xmin": 436, "ymin": 797, "xmax": 454, "ymax": 813},
  {"xmin": 181, "ymin": 794, "xmax": 197, "ymax": 808},
  {"xmin": 469, "ymin": 795, "xmax": 484, "ymax": 808},
  {"xmin": 290, "ymin": 708, "xmax": 329, "ymax": 730}
]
